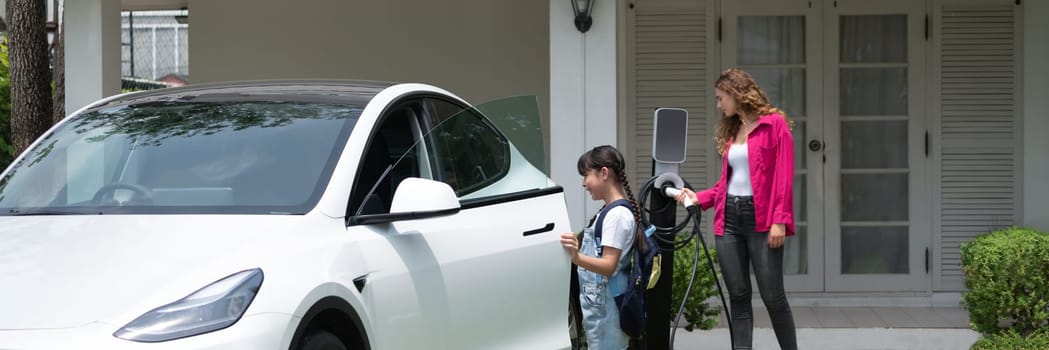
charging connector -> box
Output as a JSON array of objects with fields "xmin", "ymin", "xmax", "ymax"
[{"xmin": 662, "ymin": 186, "xmax": 695, "ymax": 208}]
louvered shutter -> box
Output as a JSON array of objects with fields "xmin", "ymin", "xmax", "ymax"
[
  {"xmin": 935, "ymin": 0, "xmax": 1021, "ymax": 290},
  {"xmin": 628, "ymin": 0, "xmax": 711, "ymax": 204}
]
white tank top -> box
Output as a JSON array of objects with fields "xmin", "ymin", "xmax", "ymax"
[{"xmin": 727, "ymin": 143, "xmax": 753, "ymax": 196}]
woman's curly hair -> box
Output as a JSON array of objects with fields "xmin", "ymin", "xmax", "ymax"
[{"xmin": 713, "ymin": 68, "xmax": 795, "ymax": 156}]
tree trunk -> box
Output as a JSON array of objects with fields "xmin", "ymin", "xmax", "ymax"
[
  {"xmin": 6, "ymin": 0, "xmax": 54, "ymax": 156},
  {"xmin": 51, "ymin": 2, "xmax": 65, "ymax": 125}
]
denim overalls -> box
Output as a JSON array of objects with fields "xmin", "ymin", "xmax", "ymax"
[{"xmin": 578, "ymin": 204, "xmax": 635, "ymax": 350}]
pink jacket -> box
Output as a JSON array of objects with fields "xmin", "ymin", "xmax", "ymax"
[{"xmin": 696, "ymin": 113, "xmax": 795, "ymax": 236}]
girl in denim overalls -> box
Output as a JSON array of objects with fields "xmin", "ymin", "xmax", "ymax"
[{"xmin": 561, "ymin": 145, "xmax": 644, "ymax": 350}]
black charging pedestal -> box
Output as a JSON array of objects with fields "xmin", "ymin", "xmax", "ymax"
[{"xmin": 645, "ymin": 164, "xmax": 677, "ymax": 349}]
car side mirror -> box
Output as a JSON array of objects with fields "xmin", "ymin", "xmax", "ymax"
[
  {"xmin": 390, "ymin": 177, "xmax": 460, "ymax": 214},
  {"xmin": 348, "ymin": 178, "xmax": 460, "ymax": 225}
]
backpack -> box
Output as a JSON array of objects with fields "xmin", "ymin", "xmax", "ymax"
[{"xmin": 594, "ymin": 200, "xmax": 662, "ymax": 339}]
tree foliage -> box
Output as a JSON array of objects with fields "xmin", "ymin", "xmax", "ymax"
[{"xmin": 0, "ymin": 40, "xmax": 14, "ymax": 170}]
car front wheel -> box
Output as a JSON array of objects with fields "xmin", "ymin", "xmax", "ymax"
[{"xmin": 298, "ymin": 329, "xmax": 347, "ymax": 350}]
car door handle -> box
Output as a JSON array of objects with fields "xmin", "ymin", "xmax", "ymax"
[{"xmin": 523, "ymin": 223, "xmax": 555, "ymax": 237}]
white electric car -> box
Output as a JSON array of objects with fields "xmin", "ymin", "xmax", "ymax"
[{"xmin": 0, "ymin": 81, "xmax": 572, "ymax": 349}]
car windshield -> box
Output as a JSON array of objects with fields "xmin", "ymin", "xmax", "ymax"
[{"xmin": 0, "ymin": 100, "xmax": 362, "ymax": 215}]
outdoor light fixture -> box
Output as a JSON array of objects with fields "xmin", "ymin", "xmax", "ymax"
[{"xmin": 572, "ymin": 0, "xmax": 595, "ymax": 33}]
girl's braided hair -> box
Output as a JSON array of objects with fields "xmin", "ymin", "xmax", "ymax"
[{"xmin": 577, "ymin": 145, "xmax": 646, "ymax": 250}]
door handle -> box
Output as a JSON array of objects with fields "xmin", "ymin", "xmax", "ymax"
[
  {"xmin": 523, "ymin": 223, "xmax": 555, "ymax": 237},
  {"xmin": 808, "ymin": 139, "xmax": 824, "ymax": 152}
]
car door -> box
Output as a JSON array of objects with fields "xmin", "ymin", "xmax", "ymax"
[
  {"xmin": 418, "ymin": 97, "xmax": 570, "ymax": 349},
  {"xmin": 348, "ymin": 95, "xmax": 571, "ymax": 349}
]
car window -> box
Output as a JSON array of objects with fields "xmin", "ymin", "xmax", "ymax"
[
  {"xmin": 426, "ymin": 99, "xmax": 510, "ymax": 196},
  {"xmin": 349, "ymin": 96, "xmax": 552, "ymax": 219},
  {"xmin": 349, "ymin": 101, "xmax": 426, "ymax": 216},
  {"xmin": 470, "ymin": 96, "xmax": 548, "ymax": 176}
]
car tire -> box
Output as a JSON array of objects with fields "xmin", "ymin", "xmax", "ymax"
[{"xmin": 299, "ymin": 329, "xmax": 347, "ymax": 350}]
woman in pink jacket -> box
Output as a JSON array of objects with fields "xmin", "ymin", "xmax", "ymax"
[{"xmin": 676, "ymin": 68, "xmax": 797, "ymax": 350}]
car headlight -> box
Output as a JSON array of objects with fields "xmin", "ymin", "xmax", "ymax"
[{"xmin": 114, "ymin": 268, "xmax": 264, "ymax": 342}]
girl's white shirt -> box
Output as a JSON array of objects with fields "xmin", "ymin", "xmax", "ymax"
[{"xmin": 590, "ymin": 206, "xmax": 636, "ymax": 265}]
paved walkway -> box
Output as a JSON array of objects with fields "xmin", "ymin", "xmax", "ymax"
[
  {"xmin": 674, "ymin": 306, "xmax": 980, "ymax": 349},
  {"xmin": 673, "ymin": 328, "xmax": 980, "ymax": 349},
  {"xmin": 719, "ymin": 306, "xmax": 971, "ymax": 328}
]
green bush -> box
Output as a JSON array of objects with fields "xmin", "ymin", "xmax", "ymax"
[
  {"xmin": 971, "ymin": 329, "xmax": 1049, "ymax": 350},
  {"xmin": 671, "ymin": 236, "xmax": 722, "ymax": 331},
  {"xmin": 961, "ymin": 227, "xmax": 1049, "ymax": 338}
]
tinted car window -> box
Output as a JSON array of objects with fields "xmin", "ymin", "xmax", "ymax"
[
  {"xmin": 426, "ymin": 99, "xmax": 510, "ymax": 196},
  {"xmin": 350, "ymin": 102, "xmax": 424, "ymax": 216}
]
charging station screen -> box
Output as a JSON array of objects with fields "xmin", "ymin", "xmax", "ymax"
[{"xmin": 653, "ymin": 108, "xmax": 688, "ymax": 164}]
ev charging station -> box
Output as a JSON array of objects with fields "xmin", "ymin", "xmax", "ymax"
[
  {"xmin": 644, "ymin": 107, "xmax": 733, "ymax": 349},
  {"xmin": 646, "ymin": 107, "xmax": 689, "ymax": 349}
]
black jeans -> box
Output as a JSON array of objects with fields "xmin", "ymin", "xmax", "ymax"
[{"xmin": 716, "ymin": 195, "xmax": 797, "ymax": 350}]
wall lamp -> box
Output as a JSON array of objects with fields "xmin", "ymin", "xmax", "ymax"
[{"xmin": 572, "ymin": 0, "xmax": 595, "ymax": 33}]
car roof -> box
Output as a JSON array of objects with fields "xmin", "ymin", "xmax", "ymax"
[{"xmin": 86, "ymin": 79, "xmax": 399, "ymax": 111}]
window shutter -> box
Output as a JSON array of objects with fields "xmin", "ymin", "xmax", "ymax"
[
  {"xmin": 628, "ymin": 0, "xmax": 711, "ymax": 201},
  {"xmin": 936, "ymin": 1, "xmax": 1020, "ymax": 290}
]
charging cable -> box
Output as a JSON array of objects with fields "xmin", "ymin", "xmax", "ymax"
[{"xmin": 637, "ymin": 174, "xmax": 734, "ymax": 350}]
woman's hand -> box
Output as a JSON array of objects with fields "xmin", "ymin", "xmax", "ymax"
[
  {"xmin": 769, "ymin": 224, "xmax": 786, "ymax": 248},
  {"xmin": 674, "ymin": 188, "xmax": 697, "ymax": 208},
  {"xmin": 560, "ymin": 232, "xmax": 580, "ymax": 263}
]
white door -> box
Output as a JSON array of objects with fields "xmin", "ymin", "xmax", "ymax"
[
  {"xmin": 721, "ymin": 0, "xmax": 825, "ymax": 292},
  {"xmin": 721, "ymin": 0, "xmax": 930, "ymax": 292},
  {"xmin": 823, "ymin": 0, "xmax": 929, "ymax": 292}
]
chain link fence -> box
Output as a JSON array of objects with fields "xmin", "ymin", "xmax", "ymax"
[{"xmin": 121, "ymin": 10, "xmax": 188, "ymax": 90}]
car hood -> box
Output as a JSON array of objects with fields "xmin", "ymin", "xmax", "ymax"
[{"xmin": 0, "ymin": 214, "xmax": 327, "ymax": 330}]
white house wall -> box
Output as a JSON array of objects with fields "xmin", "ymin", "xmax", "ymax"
[
  {"xmin": 549, "ymin": 0, "xmax": 620, "ymax": 230},
  {"xmin": 187, "ymin": 0, "xmax": 549, "ymax": 129},
  {"xmin": 1023, "ymin": 0, "xmax": 1049, "ymax": 232},
  {"xmin": 65, "ymin": 0, "xmax": 122, "ymax": 114}
]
